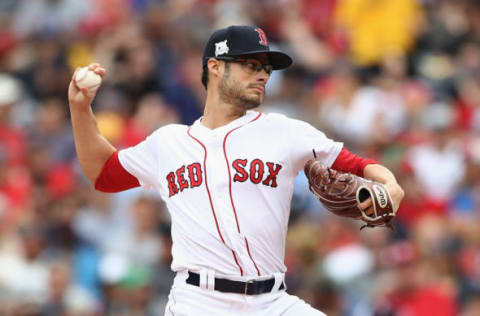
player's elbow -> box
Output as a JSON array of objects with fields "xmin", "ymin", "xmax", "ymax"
[{"xmin": 78, "ymin": 164, "xmax": 104, "ymax": 189}]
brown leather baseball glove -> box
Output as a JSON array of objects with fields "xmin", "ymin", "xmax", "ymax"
[{"xmin": 304, "ymin": 155, "xmax": 395, "ymax": 230}]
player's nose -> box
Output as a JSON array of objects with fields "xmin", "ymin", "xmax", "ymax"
[{"xmin": 256, "ymin": 70, "xmax": 270, "ymax": 83}]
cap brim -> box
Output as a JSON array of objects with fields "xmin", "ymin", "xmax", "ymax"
[{"xmin": 229, "ymin": 50, "xmax": 293, "ymax": 70}]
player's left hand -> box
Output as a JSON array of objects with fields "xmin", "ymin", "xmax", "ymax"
[
  {"xmin": 305, "ymin": 160, "xmax": 400, "ymax": 229},
  {"xmin": 359, "ymin": 182, "xmax": 404, "ymax": 216},
  {"xmin": 384, "ymin": 182, "xmax": 404, "ymax": 213}
]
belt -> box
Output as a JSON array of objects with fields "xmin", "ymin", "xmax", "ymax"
[{"xmin": 186, "ymin": 271, "xmax": 285, "ymax": 295}]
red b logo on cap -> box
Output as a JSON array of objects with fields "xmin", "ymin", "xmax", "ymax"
[{"xmin": 255, "ymin": 28, "xmax": 268, "ymax": 46}]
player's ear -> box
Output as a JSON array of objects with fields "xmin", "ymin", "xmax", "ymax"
[{"xmin": 207, "ymin": 58, "xmax": 221, "ymax": 78}]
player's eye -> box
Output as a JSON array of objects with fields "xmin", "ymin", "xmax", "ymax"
[
  {"xmin": 263, "ymin": 65, "xmax": 273, "ymax": 75},
  {"xmin": 245, "ymin": 61, "xmax": 260, "ymax": 71},
  {"xmin": 244, "ymin": 60, "xmax": 272, "ymax": 75}
]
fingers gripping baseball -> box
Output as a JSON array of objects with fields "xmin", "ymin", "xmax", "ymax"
[{"xmin": 68, "ymin": 63, "xmax": 106, "ymax": 109}]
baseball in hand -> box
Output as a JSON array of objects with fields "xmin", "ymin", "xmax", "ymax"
[{"xmin": 74, "ymin": 66, "xmax": 102, "ymax": 91}]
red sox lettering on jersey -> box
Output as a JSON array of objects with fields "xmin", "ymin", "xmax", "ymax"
[
  {"xmin": 166, "ymin": 159, "xmax": 283, "ymax": 197},
  {"xmin": 231, "ymin": 159, "xmax": 282, "ymax": 187},
  {"xmin": 118, "ymin": 110, "xmax": 342, "ymax": 280},
  {"xmin": 166, "ymin": 163, "xmax": 203, "ymax": 197}
]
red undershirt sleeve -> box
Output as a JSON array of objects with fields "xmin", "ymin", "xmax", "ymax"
[
  {"xmin": 331, "ymin": 147, "xmax": 378, "ymax": 177},
  {"xmin": 94, "ymin": 151, "xmax": 140, "ymax": 193}
]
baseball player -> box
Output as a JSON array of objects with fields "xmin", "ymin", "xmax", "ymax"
[{"xmin": 68, "ymin": 25, "xmax": 404, "ymax": 315}]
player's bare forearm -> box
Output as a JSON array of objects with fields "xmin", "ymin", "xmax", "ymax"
[
  {"xmin": 363, "ymin": 164, "xmax": 397, "ymax": 185},
  {"xmin": 68, "ymin": 63, "xmax": 116, "ymax": 184},
  {"xmin": 70, "ymin": 105, "xmax": 116, "ymax": 183},
  {"xmin": 363, "ymin": 164, "xmax": 404, "ymax": 211}
]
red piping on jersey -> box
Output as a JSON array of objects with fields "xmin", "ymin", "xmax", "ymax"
[
  {"xmin": 244, "ymin": 238, "xmax": 261, "ymax": 276},
  {"xmin": 187, "ymin": 127, "xmax": 244, "ymax": 276},
  {"xmin": 223, "ymin": 112, "xmax": 262, "ymax": 276}
]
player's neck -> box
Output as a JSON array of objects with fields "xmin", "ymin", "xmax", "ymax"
[{"xmin": 202, "ymin": 94, "xmax": 246, "ymax": 129}]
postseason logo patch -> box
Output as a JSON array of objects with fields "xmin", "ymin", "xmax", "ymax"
[{"xmin": 215, "ymin": 40, "xmax": 229, "ymax": 56}]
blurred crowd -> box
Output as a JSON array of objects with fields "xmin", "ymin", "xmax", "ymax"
[{"xmin": 0, "ymin": 0, "xmax": 480, "ymax": 315}]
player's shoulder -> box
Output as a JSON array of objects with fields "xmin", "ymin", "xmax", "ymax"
[
  {"xmin": 258, "ymin": 111, "xmax": 298, "ymax": 125},
  {"xmin": 259, "ymin": 111, "xmax": 288, "ymax": 121},
  {"xmin": 148, "ymin": 123, "xmax": 188, "ymax": 138},
  {"xmin": 259, "ymin": 111, "xmax": 309, "ymax": 127}
]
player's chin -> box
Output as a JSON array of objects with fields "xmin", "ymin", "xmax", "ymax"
[
  {"xmin": 242, "ymin": 96, "xmax": 262, "ymax": 109},
  {"xmin": 246, "ymin": 93, "xmax": 263, "ymax": 104}
]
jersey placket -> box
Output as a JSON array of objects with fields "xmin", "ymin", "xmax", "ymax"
[
  {"xmin": 187, "ymin": 112, "xmax": 263, "ymax": 277},
  {"xmin": 204, "ymin": 131, "xmax": 255, "ymax": 276}
]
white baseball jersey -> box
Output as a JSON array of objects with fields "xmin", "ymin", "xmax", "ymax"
[{"xmin": 118, "ymin": 110, "xmax": 342, "ymax": 280}]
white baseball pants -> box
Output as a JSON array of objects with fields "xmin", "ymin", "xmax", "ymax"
[{"xmin": 164, "ymin": 270, "xmax": 326, "ymax": 316}]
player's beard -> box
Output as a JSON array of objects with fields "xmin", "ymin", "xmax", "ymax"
[{"xmin": 219, "ymin": 63, "xmax": 263, "ymax": 110}]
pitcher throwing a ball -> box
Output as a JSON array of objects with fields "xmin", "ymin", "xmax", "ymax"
[{"xmin": 68, "ymin": 25, "xmax": 404, "ymax": 315}]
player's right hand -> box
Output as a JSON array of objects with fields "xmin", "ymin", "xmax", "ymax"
[{"xmin": 68, "ymin": 63, "xmax": 106, "ymax": 110}]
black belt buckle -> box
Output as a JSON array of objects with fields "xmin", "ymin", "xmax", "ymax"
[{"xmin": 244, "ymin": 279, "xmax": 255, "ymax": 295}]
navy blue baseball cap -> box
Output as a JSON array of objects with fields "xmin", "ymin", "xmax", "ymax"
[{"xmin": 202, "ymin": 25, "xmax": 293, "ymax": 70}]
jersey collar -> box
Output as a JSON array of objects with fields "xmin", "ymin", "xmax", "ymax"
[{"xmin": 190, "ymin": 110, "xmax": 261, "ymax": 139}]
